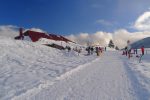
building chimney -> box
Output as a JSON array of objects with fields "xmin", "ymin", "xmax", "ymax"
[{"xmin": 19, "ymin": 28, "xmax": 24, "ymax": 40}]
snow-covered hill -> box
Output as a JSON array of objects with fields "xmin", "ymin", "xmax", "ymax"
[
  {"xmin": 131, "ymin": 37, "xmax": 150, "ymax": 48},
  {"xmin": 0, "ymin": 36, "xmax": 96, "ymax": 100}
]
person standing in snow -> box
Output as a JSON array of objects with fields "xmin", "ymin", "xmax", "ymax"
[
  {"xmin": 141, "ymin": 46, "xmax": 144, "ymax": 55},
  {"xmin": 134, "ymin": 48, "xmax": 138, "ymax": 54},
  {"xmin": 127, "ymin": 45, "xmax": 131, "ymax": 58},
  {"xmin": 127, "ymin": 40, "xmax": 131, "ymax": 58},
  {"xmin": 90, "ymin": 47, "xmax": 94, "ymax": 55},
  {"xmin": 105, "ymin": 47, "xmax": 106, "ymax": 51},
  {"xmin": 96, "ymin": 47, "xmax": 99, "ymax": 56},
  {"xmin": 66, "ymin": 46, "xmax": 71, "ymax": 52},
  {"xmin": 86, "ymin": 46, "xmax": 91, "ymax": 55},
  {"xmin": 139, "ymin": 46, "xmax": 145, "ymax": 63},
  {"xmin": 99, "ymin": 47, "xmax": 102, "ymax": 55},
  {"xmin": 124, "ymin": 47, "xmax": 128, "ymax": 56}
]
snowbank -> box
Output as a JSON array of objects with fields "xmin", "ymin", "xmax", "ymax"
[
  {"xmin": 0, "ymin": 37, "xmax": 96, "ymax": 100},
  {"xmin": 122, "ymin": 52, "xmax": 150, "ymax": 99}
]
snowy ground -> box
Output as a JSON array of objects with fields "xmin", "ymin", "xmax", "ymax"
[
  {"xmin": 122, "ymin": 52, "xmax": 150, "ymax": 100},
  {"xmin": 14, "ymin": 51, "xmax": 136, "ymax": 100},
  {"xmin": 0, "ymin": 37, "xmax": 96, "ymax": 100},
  {"xmin": 0, "ymin": 37, "xmax": 150, "ymax": 100}
]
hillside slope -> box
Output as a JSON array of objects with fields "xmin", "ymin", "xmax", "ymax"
[
  {"xmin": 131, "ymin": 37, "xmax": 150, "ymax": 48},
  {"xmin": 0, "ymin": 36, "xmax": 96, "ymax": 100}
]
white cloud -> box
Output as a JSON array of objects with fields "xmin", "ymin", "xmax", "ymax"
[
  {"xmin": 0, "ymin": 25, "xmax": 18, "ymax": 38},
  {"xmin": 67, "ymin": 31, "xmax": 112, "ymax": 47},
  {"xmin": 67, "ymin": 29, "xmax": 150, "ymax": 49},
  {"xmin": 112, "ymin": 29, "xmax": 149, "ymax": 48},
  {"xmin": 134, "ymin": 11, "xmax": 150, "ymax": 31},
  {"xmin": 0, "ymin": 25, "xmax": 46, "ymax": 39}
]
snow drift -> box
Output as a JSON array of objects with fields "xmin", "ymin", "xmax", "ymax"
[{"xmin": 0, "ymin": 36, "xmax": 96, "ymax": 100}]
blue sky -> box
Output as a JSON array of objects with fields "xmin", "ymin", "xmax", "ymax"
[{"xmin": 0, "ymin": 0, "xmax": 150, "ymax": 35}]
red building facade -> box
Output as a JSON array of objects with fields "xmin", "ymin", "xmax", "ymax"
[{"xmin": 15, "ymin": 28, "xmax": 73, "ymax": 43}]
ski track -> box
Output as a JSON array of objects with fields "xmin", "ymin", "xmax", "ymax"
[
  {"xmin": 11, "ymin": 57, "xmax": 99, "ymax": 100},
  {"xmin": 122, "ymin": 55, "xmax": 150, "ymax": 100},
  {"xmin": 13, "ymin": 51, "xmax": 136, "ymax": 100}
]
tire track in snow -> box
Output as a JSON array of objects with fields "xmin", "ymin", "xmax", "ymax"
[
  {"xmin": 11, "ymin": 58, "xmax": 99, "ymax": 100},
  {"xmin": 16, "ymin": 51, "xmax": 136, "ymax": 100},
  {"xmin": 123, "ymin": 60, "xmax": 150, "ymax": 100}
]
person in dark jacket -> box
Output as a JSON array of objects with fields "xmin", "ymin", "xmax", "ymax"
[
  {"xmin": 134, "ymin": 48, "xmax": 138, "ymax": 54},
  {"xmin": 96, "ymin": 47, "xmax": 99, "ymax": 56},
  {"xmin": 86, "ymin": 46, "xmax": 91, "ymax": 55},
  {"xmin": 90, "ymin": 47, "xmax": 94, "ymax": 55},
  {"xmin": 125, "ymin": 47, "xmax": 128, "ymax": 56},
  {"xmin": 105, "ymin": 47, "xmax": 106, "ymax": 51}
]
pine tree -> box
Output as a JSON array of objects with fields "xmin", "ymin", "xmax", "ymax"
[
  {"xmin": 108, "ymin": 40, "xmax": 115, "ymax": 48},
  {"xmin": 115, "ymin": 46, "xmax": 119, "ymax": 50}
]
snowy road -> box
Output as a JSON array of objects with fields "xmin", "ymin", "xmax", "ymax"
[{"xmin": 14, "ymin": 51, "xmax": 137, "ymax": 100}]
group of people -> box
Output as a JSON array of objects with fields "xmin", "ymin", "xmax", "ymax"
[
  {"xmin": 66, "ymin": 46, "xmax": 71, "ymax": 52},
  {"xmin": 122, "ymin": 46, "xmax": 145, "ymax": 58},
  {"xmin": 66, "ymin": 46, "xmax": 83, "ymax": 56},
  {"xmin": 96, "ymin": 47, "xmax": 103, "ymax": 56},
  {"xmin": 86, "ymin": 46, "xmax": 94, "ymax": 55},
  {"xmin": 86, "ymin": 46, "xmax": 105, "ymax": 56}
]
